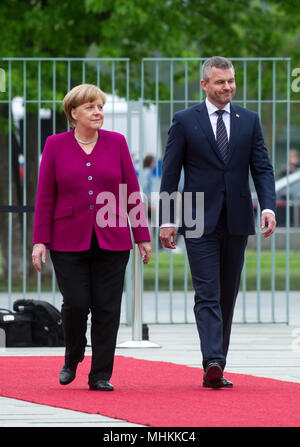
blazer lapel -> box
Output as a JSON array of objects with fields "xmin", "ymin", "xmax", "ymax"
[
  {"xmin": 227, "ymin": 103, "xmax": 241, "ymax": 164},
  {"xmin": 195, "ymin": 102, "xmax": 225, "ymax": 164}
]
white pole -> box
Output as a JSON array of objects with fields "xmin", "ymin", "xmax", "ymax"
[
  {"xmin": 132, "ymin": 243, "xmax": 143, "ymax": 341},
  {"xmin": 117, "ymin": 244, "xmax": 160, "ymax": 348}
]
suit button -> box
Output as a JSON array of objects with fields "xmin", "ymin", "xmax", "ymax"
[
  {"xmin": 86, "ymin": 162, "xmax": 91, "ymax": 167},
  {"xmin": 88, "ymin": 176, "xmax": 93, "ymax": 180},
  {"xmin": 88, "ymin": 190, "xmax": 93, "ymax": 195},
  {"xmin": 90, "ymin": 205, "xmax": 94, "ymax": 210}
]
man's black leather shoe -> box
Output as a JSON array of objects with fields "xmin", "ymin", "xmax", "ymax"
[
  {"xmin": 89, "ymin": 380, "xmax": 114, "ymax": 391},
  {"xmin": 59, "ymin": 365, "xmax": 77, "ymax": 385},
  {"xmin": 203, "ymin": 376, "xmax": 233, "ymax": 388},
  {"xmin": 203, "ymin": 362, "xmax": 223, "ymax": 382},
  {"xmin": 203, "ymin": 363, "xmax": 233, "ymax": 388}
]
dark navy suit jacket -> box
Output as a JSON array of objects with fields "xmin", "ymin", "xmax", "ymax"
[{"xmin": 159, "ymin": 101, "xmax": 276, "ymax": 236}]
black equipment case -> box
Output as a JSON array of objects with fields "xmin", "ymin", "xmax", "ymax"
[{"xmin": 0, "ymin": 300, "xmax": 64, "ymax": 347}]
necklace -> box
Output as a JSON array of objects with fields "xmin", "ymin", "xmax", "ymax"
[{"xmin": 75, "ymin": 132, "xmax": 98, "ymax": 145}]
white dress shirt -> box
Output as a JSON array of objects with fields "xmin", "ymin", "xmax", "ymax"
[{"xmin": 205, "ymin": 98, "xmax": 231, "ymax": 140}]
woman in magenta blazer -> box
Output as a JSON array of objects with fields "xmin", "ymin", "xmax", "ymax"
[{"xmin": 32, "ymin": 84, "xmax": 151, "ymax": 391}]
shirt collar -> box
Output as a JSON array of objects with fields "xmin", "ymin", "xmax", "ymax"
[{"xmin": 205, "ymin": 98, "xmax": 231, "ymax": 116}]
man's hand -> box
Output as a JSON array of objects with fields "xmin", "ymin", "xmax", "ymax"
[
  {"xmin": 160, "ymin": 226, "xmax": 177, "ymax": 249},
  {"xmin": 261, "ymin": 212, "xmax": 276, "ymax": 238}
]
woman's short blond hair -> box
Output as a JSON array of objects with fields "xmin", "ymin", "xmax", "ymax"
[{"xmin": 63, "ymin": 84, "xmax": 106, "ymax": 128}]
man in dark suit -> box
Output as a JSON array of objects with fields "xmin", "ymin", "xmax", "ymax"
[{"xmin": 159, "ymin": 56, "xmax": 276, "ymax": 388}]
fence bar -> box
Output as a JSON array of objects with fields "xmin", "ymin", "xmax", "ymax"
[
  {"xmin": 111, "ymin": 61, "xmax": 115, "ymax": 131},
  {"xmin": 242, "ymin": 60, "xmax": 247, "ymax": 323},
  {"xmin": 184, "ymin": 60, "xmax": 189, "ymax": 323},
  {"xmin": 126, "ymin": 59, "xmax": 130, "ymax": 103},
  {"xmin": 0, "ymin": 98, "xmax": 294, "ymax": 106},
  {"xmin": 2, "ymin": 58, "xmax": 130, "ymax": 61},
  {"xmin": 36, "ymin": 61, "xmax": 42, "ymax": 298},
  {"xmin": 96, "ymin": 61, "xmax": 101, "ymax": 87},
  {"xmin": 82, "ymin": 60, "xmax": 86, "ymax": 83},
  {"xmin": 67, "ymin": 60, "xmax": 71, "ymax": 131},
  {"xmin": 133, "ymin": 243, "xmax": 142, "ymax": 341},
  {"xmin": 155, "ymin": 61, "xmax": 160, "ymax": 323},
  {"xmin": 7, "ymin": 61, "xmax": 12, "ymax": 308},
  {"xmin": 271, "ymin": 61, "xmax": 276, "ymax": 322},
  {"xmin": 285, "ymin": 60, "xmax": 291, "ymax": 324},
  {"xmin": 169, "ymin": 60, "xmax": 174, "ymax": 323},
  {"xmin": 256, "ymin": 60, "xmax": 262, "ymax": 323},
  {"xmin": 124, "ymin": 59, "xmax": 132, "ymax": 325},
  {"xmin": 51, "ymin": 61, "xmax": 57, "ymax": 305},
  {"xmin": 142, "ymin": 57, "xmax": 291, "ymax": 62},
  {"xmin": 22, "ymin": 61, "xmax": 27, "ymax": 298},
  {"xmin": 199, "ymin": 61, "xmax": 203, "ymax": 102}
]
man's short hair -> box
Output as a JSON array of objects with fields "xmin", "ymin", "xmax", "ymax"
[{"xmin": 202, "ymin": 56, "xmax": 234, "ymax": 82}]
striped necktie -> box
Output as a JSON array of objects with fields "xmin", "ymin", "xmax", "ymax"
[{"xmin": 215, "ymin": 109, "xmax": 229, "ymax": 162}]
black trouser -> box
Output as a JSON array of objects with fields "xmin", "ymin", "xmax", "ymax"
[
  {"xmin": 50, "ymin": 229, "xmax": 130, "ymax": 384},
  {"xmin": 184, "ymin": 206, "xmax": 248, "ymax": 371}
]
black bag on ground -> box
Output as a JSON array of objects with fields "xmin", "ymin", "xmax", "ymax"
[
  {"xmin": 0, "ymin": 308, "xmax": 33, "ymax": 347},
  {"xmin": 13, "ymin": 299, "xmax": 65, "ymax": 347}
]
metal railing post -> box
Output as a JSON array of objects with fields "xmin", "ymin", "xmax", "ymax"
[{"xmin": 117, "ymin": 244, "xmax": 160, "ymax": 348}]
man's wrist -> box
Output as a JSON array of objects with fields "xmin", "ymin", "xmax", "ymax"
[
  {"xmin": 160, "ymin": 223, "xmax": 176, "ymax": 228},
  {"xmin": 261, "ymin": 209, "xmax": 275, "ymax": 217}
]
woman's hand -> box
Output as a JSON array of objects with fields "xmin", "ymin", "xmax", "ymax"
[
  {"xmin": 137, "ymin": 241, "xmax": 152, "ymax": 264},
  {"xmin": 32, "ymin": 243, "xmax": 46, "ymax": 272}
]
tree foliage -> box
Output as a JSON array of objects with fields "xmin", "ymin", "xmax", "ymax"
[
  {"xmin": 0, "ymin": 0, "xmax": 299, "ymax": 102},
  {"xmin": 0, "ymin": 0, "xmax": 299, "ymax": 61}
]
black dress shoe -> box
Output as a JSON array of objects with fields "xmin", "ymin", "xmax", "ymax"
[
  {"xmin": 59, "ymin": 365, "xmax": 77, "ymax": 385},
  {"xmin": 203, "ymin": 376, "xmax": 233, "ymax": 388},
  {"xmin": 89, "ymin": 380, "xmax": 114, "ymax": 391},
  {"xmin": 203, "ymin": 363, "xmax": 233, "ymax": 388},
  {"xmin": 203, "ymin": 362, "xmax": 223, "ymax": 383},
  {"xmin": 220, "ymin": 377, "xmax": 233, "ymax": 387}
]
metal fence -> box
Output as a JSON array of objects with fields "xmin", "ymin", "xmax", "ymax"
[{"xmin": 0, "ymin": 57, "xmax": 297, "ymax": 325}]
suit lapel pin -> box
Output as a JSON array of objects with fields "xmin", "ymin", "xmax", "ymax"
[{"xmin": 236, "ymin": 114, "xmax": 240, "ymax": 118}]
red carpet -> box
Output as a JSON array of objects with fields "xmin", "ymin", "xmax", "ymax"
[{"xmin": 0, "ymin": 355, "xmax": 300, "ymax": 427}]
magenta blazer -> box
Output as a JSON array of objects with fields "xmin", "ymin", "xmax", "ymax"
[{"xmin": 33, "ymin": 129, "xmax": 150, "ymax": 251}]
